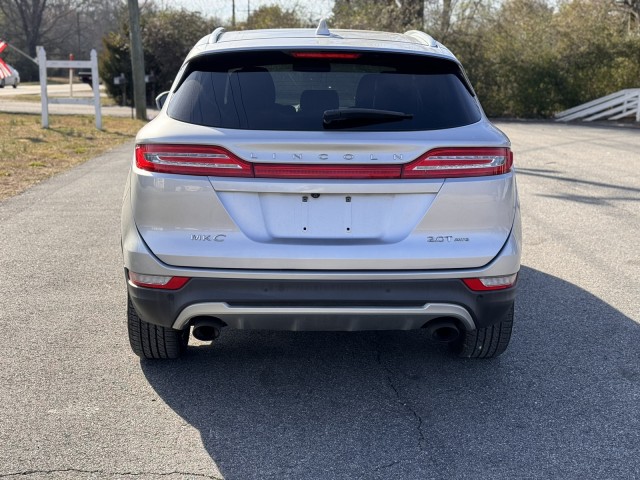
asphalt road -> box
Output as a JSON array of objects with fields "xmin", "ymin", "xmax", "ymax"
[
  {"xmin": 0, "ymin": 83, "xmax": 157, "ymax": 117},
  {"xmin": 0, "ymin": 122, "xmax": 638, "ymax": 479},
  {"xmin": 0, "ymin": 83, "xmax": 95, "ymax": 97},
  {"xmin": 0, "ymin": 99, "xmax": 145, "ymax": 118}
]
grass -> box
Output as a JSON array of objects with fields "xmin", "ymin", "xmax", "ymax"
[{"xmin": 0, "ymin": 113, "xmax": 146, "ymax": 200}]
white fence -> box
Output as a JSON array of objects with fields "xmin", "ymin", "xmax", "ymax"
[
  {"xmin": 555, "ymin": 89, "xmax": 640, "ymax": 123},
  {"xmin": 36, "ymin": 46, "xmax": 102, "ymax": 129}
]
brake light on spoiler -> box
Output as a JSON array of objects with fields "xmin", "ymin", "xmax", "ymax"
[
  {"xmin": 290, "ymin": 52, "xmax": 362, "ymax": 59},
  {"xmin": 135, "ymin": 145, "xmax": 513, "ymax": 179}
]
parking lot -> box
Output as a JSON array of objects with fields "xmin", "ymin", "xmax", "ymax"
[{"xmin": 0, "ymin": 122, "xmax": 638, "ymax": 479}]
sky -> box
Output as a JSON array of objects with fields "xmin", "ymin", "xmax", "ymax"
[{"xmin": 163, "ymin": 0, "xmax": 336, "ymax": 24}]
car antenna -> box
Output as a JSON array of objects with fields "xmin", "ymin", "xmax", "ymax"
[{"xmin": 316, "ymin": 18, "xmax": 331, "ymax": 37}]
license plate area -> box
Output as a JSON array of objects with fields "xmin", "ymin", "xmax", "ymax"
[{"xmin": 259, "ymin": 193, "xmax": 392, "ymax": 239}]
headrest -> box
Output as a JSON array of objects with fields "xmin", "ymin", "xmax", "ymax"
[
  {"xmin": 234, "ymin": 66, "xmax": 276, "ymax": 107},
  {"xmin": 355, "ymin": 74, "xmax": 380, "ymax": 108}
]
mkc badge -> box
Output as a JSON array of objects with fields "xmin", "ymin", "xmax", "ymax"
[{"xmin": 190, "ymin": 234, "xmax": 226, "ymax": 242}]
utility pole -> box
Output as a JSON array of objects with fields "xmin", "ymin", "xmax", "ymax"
[
  {"xmin": 232, "ymin": 0, "xmax": 236, "ymax": 27},
  {"xmin": 127, "ymin": 0, "xmax": 147, "ymax": 120},
  {"xmin": 76, "ymin": 12, "xmax": 81, "ymax": 55}
]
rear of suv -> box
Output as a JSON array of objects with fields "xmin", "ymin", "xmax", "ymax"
[{"xmin": 122, "ymin": 22, "xmax": 521, "ymax": 360}]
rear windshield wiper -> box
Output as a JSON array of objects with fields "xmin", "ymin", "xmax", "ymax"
[{"xmin": 323, "ymin": 108, "xmax": 413, "ymax": 129}]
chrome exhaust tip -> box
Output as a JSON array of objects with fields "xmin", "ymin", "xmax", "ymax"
[
  {"xmin": 424, "ymin": 319, "xmax": 461, "ymax": 343},
  {"xmin": 191, "ymin": 318, "xmax": 224, "ymax": 342}
]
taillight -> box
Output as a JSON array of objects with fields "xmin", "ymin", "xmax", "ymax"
[
  {"xmin": 135, "ymin": 144, "xmax": 253, "ymax": 177},
  {"xmin": 134, "ymin": 145, "xmax": 513, "ymax": 179},
  {"xmin": 128, "ymin": 272, "xmax": 190, "ymax": 290},
  {"xmin": 462, "ymin": 274, "xmax": 518, "ymax": 291},
  {"xmin": 402, "ymin": 148, "xmax": 513, "ymax": 178}
]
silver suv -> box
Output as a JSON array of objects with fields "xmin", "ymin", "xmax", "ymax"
[{"xmin": 122, "ymin": 22, "xmax": 521, "ymax": 360}]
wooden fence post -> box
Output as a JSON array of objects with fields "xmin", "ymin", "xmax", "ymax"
[
  {"xmin": 37, "ymin": 46, "xmax": 49, "ymax": 128},
  {"xmin": 90, "ymin": 50, "xmax": 102, "ymax": 129}
]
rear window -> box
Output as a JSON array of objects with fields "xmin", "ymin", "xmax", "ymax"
[{"xmin": 167, "ymin": 50, "xmax": 481, "ymax": 131}]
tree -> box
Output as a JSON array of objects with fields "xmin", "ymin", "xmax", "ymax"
[
  {"xmin": 553, "ymin": 0, "xmax": 640, "ymax": 105},
  {"xmin": 127, "ymin": 0, "xmax": 146, "ymax": 120},
  {"xmin": 143, "ymin": 8, "xmax": 217, "ymax": 90},
  {"xmin": 614, "ymin": 0, "xmax": 640, "ymax": 30},
  {"xmin": 242, "ymin": 5, "xmax": 311, "ymax": 29},
  {"xmin": 0, "ymin": 0, "xmax": 57, "ymax": 57},
  {"xmin": 0, "ymin": 0, "xmax": 99, "ymax": 58},
  {"xmin": 100, "ymin": 6, "xmax": 217, "ymax": 107},
  {"xmin": 0, "ymin": 0, "xmax": 121, "ymax": 81},
  {"xmin": 96, "ymin": 0, "xmax": 640, "ymax": 118},
  {"xmin": 397, "ymin": 0, "xmax": 424, "ymax": 30},
  {"xmin": 0, "ymin": 0, "xmax": 72, "ymax": 80},
  {"xmin": 331, "ymin": 0, "xmax": 423, "ymax": 31},
  {"xmin": 466, "ymin": 0, "xmax": 640, "ymax": 117},
  {"xmin": 423, "ymin": 0, "xmax": 491, "ymax": 42}
]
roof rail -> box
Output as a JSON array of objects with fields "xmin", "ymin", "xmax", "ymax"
[
  {"xmin": 316, "ymin": 18, "xmax": 331, "ymax": 36},
  {"xmin": 208, "ymin": 27, "xmax": 226, "ymax": 44},
  {"xmin": 404, "ymin": 30, "xmax": 438, "ymax": 48}
]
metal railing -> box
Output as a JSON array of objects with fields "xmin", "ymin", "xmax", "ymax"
[{"xmin": 555, "ymin": 89, "xmax": 640, "ymax": 122}]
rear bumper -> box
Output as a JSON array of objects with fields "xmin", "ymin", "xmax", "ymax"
[
  {"xmin": 122, "ymin": 176, "xmax": 521, "ymax": 332},
  {"xmin": 126, "ymin": 275, "xmax": 517, "ymax": 332}
]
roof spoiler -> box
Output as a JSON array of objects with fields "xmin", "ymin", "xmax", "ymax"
[{"xmin": 404, "ymin": 30, "xmax": 438, "ymax": 48}]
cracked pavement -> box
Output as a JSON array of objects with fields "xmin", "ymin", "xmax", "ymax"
[
  {"xmin": 1, "ymin": 123, "xmax": 639, "ymax": 479},
  {"xmin": 374, "ymin": 348, "xmax": 427, "ymax": 453}
]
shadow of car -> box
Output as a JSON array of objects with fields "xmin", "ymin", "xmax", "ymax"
[{"xmin": 139, "ymin": 265, "xmax": 640, "ymax": 479}]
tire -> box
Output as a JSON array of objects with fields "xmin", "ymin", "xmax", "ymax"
[
  {"xmin": 12, "ymin": 81, "xmax": 17, "ymax": 88},
  {"xmin": 452, "ymin": 304, "xmax": 514, "ymax": 358},
  {"xmin": 127, "ymin": 296, "xmax": 188, "ymax": 359},
  {"xmin": 0, "ymin": 79, "xmax": 4, "ymax": 88}
]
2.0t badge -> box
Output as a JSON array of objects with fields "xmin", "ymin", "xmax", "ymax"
[{"xmin": 427, "ymin": 236, "xmax": 470, "ymax": 242}]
